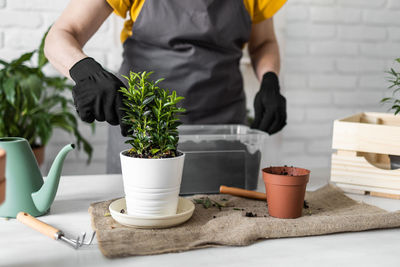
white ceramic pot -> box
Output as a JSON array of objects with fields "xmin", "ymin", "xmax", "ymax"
[{"xmin": 120, "ymin": 151, "xmax": 185, "ymax": 216}]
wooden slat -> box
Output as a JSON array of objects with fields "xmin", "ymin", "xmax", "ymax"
[
  {"xmin": 334, "ymin": 182, "xmax": 400, "ymax": 195},
  {"xmin": 364, "ymin": 112, "xmax": 400, "ymax": 126},
  {"xmin": 332, "ymin": 112, "xmax": 400, "ymax": 156},
  {"xmin": 338, "ymin": 113, "xmax": 363, "ymax": 123},
  {"xmin": 337, "ymin": 150, "xmax": 358, "ymax": 157},
  {"xmin": 331, "ymin": 153, "xmax": 400, "ymax": 190}
]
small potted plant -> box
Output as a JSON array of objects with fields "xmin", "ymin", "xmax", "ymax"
[
  {"xmin": 0, "ymin": 30, "xmax": 93, "ymax": 164},
  {"xmin": 381, "ymin": 58, "xmax": 400, "ymax": 169},
  {"xmin": 119, "ymin": 71, "xmax": 186, "ymax": 216},
  {"xmin": 262, "ymin": 166, "xmax": 310, "ymax": 219}
]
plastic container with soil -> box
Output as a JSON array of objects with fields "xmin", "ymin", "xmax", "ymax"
[
  {"xmin": 178, "ymin": 125, "xmax": 268, "ymax": 195},
  {"xmin": 262, "ymin": 166, "xmax": 310, "ymax": 219}
]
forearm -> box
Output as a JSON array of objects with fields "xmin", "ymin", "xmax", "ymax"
[
  {"xmin": 43, "ymin": 0, "xmax": 113, "ymax": 79},
  {"xmin": 249, "ymin": 39, "xmax": 280, "ymax": 81},
  {"xmin": 247, "ymin": 18, "xmax": 280, "ymax": 81},
  {"xmin": 45, "ymin": 27, "xmax": 87, "ymax": 78}
]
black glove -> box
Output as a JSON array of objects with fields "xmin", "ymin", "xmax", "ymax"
[
  {"xmin": 69, "ymin": 57, "xmax": 128, "ymax": 136},
  {"xmin": 251, "ymin": 72, "xmax": 286, "ymax": 135}
]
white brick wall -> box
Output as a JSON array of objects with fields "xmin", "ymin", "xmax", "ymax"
[
  {"xmin": 280, "ymin": 0, "xmax": 399, "ymax": 179},
  {"xmin": 0, "ymin": 0, "xmax": 398, "ymax": 179}
]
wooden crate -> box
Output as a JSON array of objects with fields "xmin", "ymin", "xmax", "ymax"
[{"xmin": 330, "ymin": 112, "xmax": 400, "ymax": 199}]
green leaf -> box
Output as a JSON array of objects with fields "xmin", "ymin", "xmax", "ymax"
[
  {"xmin": 0, "ymin": 58, "xmax": 9, "ymax": 66},
  {"xmin": 38, "ymin": 26, "xmax": 51, "ymax": 68},
  {"xmin": 212, "ymin": 200, "xmax": 225, "ymax": 210},
  {"xmin": 192, "ymin": 199, "xmax": 204, "ymax": 204},
  {"xmin": 164, "ymin": 145, "xmax": 175, "ymax": 151},
  {"xmin": 150, "ymin": 148, "xmax": 160, "ymax": 155},
  {"xmin": 154, "ymin": 78, "xmax": 164, "ymax": 85},
  {"xmin": 152, "ymin": 106, "xmax": 160, "ymax": 117},
  {"xmin": 174, "ymin": 96, "xmax": 184, "ymax": 103},
  {"xmin": 3, "ymin": 78, "xmax": 16, "ymax": 104},
  {"xmin": 163, "ymin": 102, "xmax": 174, "ymax": 108},
  {"xmin": 176, "ymin": 107, "xmax": 186, "ymax": 113},
  {"xmin": 143, "ymin": 95, "xmax": 155, "ymax": 105},
  {"xmin": 21, "ymin": 74, "xmax": 42, "ymax": 100},
  {"xmin": 203, "ymin": 197, "xmax": 212, "ymax": 209},
  {"xmin": 10, "ymin": 51, "xmax": 35, "ymax": 66},
  {"xmin": 168, "ymin": 135, "xmax": 175, "ymax": 142},
  {"xmin": 143, "ymin": 110, "xmax": 151, "ymax": 117}
]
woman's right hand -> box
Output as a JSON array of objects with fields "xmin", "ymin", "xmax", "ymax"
[{"xmin": 69, "ymin": 57, "xmax": 129, "ymax": 136}]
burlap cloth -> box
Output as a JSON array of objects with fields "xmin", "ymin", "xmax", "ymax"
[{"xmin": 89, "ymin": 185, "xmax": 400, "ymax": 258}]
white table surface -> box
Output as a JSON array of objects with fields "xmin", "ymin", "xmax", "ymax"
[{"xmin": 1, "ymin": 171, "xmax": 400, "ymax": 267}]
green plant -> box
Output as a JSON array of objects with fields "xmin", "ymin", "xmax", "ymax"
[
  {"xmin": 381, "ymin": 58, "xmax": 400, "ymax": 114},
  {"xmin": 120, "ymin": 71, "xmax": 185, "ymax": 158},
  {"xmin": 0, "ymin": 29, "xmax": 93, "ymax": 162}
]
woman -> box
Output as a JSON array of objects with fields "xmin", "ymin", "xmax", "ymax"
[{"xmin": 45, "ymin": 0, "xmax": 287, "ymax": 173}]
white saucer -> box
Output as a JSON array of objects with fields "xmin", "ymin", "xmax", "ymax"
[{"xmin": 109, "ymin": 197, "xmax": 195, "ymax": 229}]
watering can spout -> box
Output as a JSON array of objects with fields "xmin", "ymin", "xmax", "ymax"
[{"xmin": 32, "ymin": 144, "xmax": 75, "ymax": 213}]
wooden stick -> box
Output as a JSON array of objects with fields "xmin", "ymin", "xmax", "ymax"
[
  {"xmin": 370, "ymin": 191, "xmax": 400, "ymax": 200},
  {"xmin": 17, "ymin": 212, "xmax": 61, "ymax": 240},
  {"xmin": 219, "ymin": 185, "xmax": 266, "ymax": 200}
]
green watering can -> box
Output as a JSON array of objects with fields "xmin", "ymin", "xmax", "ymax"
[{"xmin": 0, "ymin": 137, "xmax": 74, "ymax": 218}]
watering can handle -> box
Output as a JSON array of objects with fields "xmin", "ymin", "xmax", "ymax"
[{"xmin": 17, "ymin": 212, "xmax": 61, "ymax": 240}]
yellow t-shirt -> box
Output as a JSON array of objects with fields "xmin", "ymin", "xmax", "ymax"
[{"xmin": 107, "ymin": 0, "xmax": 287, "ymax": 43}]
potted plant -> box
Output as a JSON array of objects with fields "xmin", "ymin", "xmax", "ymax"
[
  {"xmin": 262, "ymin": 166, "xmax": 310, "ymax": 219},
  {"xmin": 381, "ymin": 58, "xmax": 400, "ymax": 169},
  {"xmin": 0, "ymin": 30, "xmax": 93, "ymax": 165},
  {"xmin": 119, "ymin": 71, "xmax": 186, "ymax": 216}
]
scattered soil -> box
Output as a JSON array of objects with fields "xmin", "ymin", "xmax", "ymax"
[
  {"xmin": 280, "ymin": 165, "xmax": 294, "ymax": 176},
  {"xmin": 192, "ymin": 197, "xmax": 226, "ymax": 210},
  {"xmin": 245, "ymin": 212, "xmax": 257, "ymax": 217}
]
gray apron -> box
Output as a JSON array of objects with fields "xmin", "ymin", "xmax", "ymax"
[{"xmin": 107, "ymin": 0, "xmax": 252, "ymax": 173}]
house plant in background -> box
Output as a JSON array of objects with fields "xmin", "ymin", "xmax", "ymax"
[
  {"xmin": 0, "ymin": 29, "xmax": 93, "ymax": 165},
  {"xmin": 262, "ymin": 166, "xmax": 310, "ymax": 219},
  {"xmin": 119, "ymin": 71, "xmax": 186, "ymax": 216},
  {"xmin": 381, "ymin": 58, "xmax": 400, "ymax": 169}
]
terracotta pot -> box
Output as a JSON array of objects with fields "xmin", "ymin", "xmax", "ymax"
[
  {"xmin": 0, "ymin": 149, "xmax": 6, "ymax": 204},
  {"xmin": 32, "ymin": 146, "xmax": 45, "ymax": 166},
  {"xmin": 262, "ymin": 166, "xmax": 310, "ymax": 219}
]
